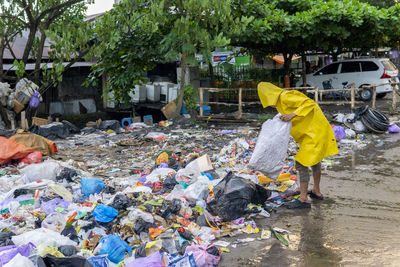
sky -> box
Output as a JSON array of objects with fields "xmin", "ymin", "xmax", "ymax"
[{"xmin": 86, "ymin": 0, "xmax": 115, "ymax": 15}]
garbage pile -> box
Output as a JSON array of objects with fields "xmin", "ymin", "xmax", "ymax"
[
  {"xmin": 0, "ymin": 106, "xmax": 398, "ymax": 266},
  {"xmin": 0, "ymin": 118, "xmax": 313, "ymax": 266}
]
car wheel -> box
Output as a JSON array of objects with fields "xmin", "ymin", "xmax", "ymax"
[
  {"xmin": 376, "ymin": 93, "xmax": 387, "ymax": 99},
  {"xmin": 359, "ymin": 86, "xmax": 372, "ymax": 101}
]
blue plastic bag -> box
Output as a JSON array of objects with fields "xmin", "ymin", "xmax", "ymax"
[
  {"xmin": 99, "ymin": 235, "xmax": 132, "ymax": 264},
  {"xmin": 81, "ymin": 178, "xmax": 105, "ymax": 197},
  {"xmin": 88, "ymin": 255, "xmax": 109, "ymax": 267},
  {"xmin": 29, "ymin": 91, "xmax": 40, "ymax": 108},
  {"xmin": 92, "ymin": 204, "xmax": 118, "ymax": 223},
  {"xmin": 332, "ymin": 126, "xmax": 346, "ymax": 141}
]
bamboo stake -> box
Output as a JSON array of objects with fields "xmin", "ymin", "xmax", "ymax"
[
  {"xmin": 351, "ymin": 86, "xmax": 355, "ymax": 112},
  {"xmin": 238, "ymin": 88, "xmax": 243, "ymax": 119},
  {"xmin": 392, "ymin": 83, "xmax": 397, "ymax": 113},
  {"xmin": 314, "ymin": 87, "xmax": 319, "ymax": 104},
  {"xmin": 199, "ymin": 87, "xmax": 204, "ymax": 117},
  {"xmin": 372, "ymin": 86, "xmax": 377, "ymax": 109}
]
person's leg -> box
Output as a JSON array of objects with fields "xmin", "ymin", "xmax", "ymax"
[
  {"xmin": 296, "ymin": 161, "xmax": 310, "ymax": 203},
  {"xmin": 311, "ymin": 162, "xmax": 322, "ymax": 197}
]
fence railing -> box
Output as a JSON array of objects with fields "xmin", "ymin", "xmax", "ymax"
[{"xmin": 198, "ymin": 84, "xmax": 399, "ymax": 119}]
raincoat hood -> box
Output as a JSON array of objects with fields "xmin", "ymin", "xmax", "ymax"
[{"xmin": 257, "ymin": 82, "xmax": 284, "ymax": 108}]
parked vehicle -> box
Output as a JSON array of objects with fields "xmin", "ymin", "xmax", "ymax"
[{"xmin": 296, "ymin": 58, "xmax": 399, "ymax": 101}]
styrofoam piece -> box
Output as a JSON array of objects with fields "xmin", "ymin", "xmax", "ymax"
[
  {"xmin": 130, "ymin": 85, "xmax": 147, "ymax": 103},
  {"xmin": 168, "ymin": 86, "xmax": 178, "ymax": 103},
  {"xmin": 146, "ymin": 84, "xmax": 161, "ymax": 102}
]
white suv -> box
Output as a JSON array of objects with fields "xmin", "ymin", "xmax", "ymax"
[{"xmin": 296, "ymin": 58, "xmax": 399, "ymax": 101}]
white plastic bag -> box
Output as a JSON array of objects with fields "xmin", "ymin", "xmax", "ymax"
[
  {"xmin": 248, "ymin": 115, "xmax": 292, "ymax": 179},
  {"xmin": 12, "ymin": 228, "xmax": 77, "ymax": 247},
  {"xmin": 20, "ymin": 161, "xmax": 61, "ymax": 182},
  {"xmin": 4, "ymin": 253, "xmax": 35, "ymax": 267}
]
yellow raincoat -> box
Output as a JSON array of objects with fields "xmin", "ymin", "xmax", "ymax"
[{"xmin": 257, "ymin": 82, "xmax": 338, "ymax": 167}]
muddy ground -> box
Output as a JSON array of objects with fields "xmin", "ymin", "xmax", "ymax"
[{"xmin": 220, "ymin": 134, "xmax": 400, "ymax": 267}]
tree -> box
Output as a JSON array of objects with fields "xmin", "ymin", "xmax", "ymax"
[
  {"xmin": 150, "ymin": 0, "xmax": 249, "ymax": 117},
  {"xmin": 0, "ymin": 0, "xmax": 94, "ymax": 91},
  {"xmin": 85, "ymin": 0, "xmax": 162, "ymax": 104}
]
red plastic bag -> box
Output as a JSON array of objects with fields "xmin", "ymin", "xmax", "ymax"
[{"xmin": 19, "ymin": 151, "xmax": 43, "ymax": 164}]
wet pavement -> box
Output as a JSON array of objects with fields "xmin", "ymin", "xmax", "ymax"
[{"xmin": 220, "ymin": 134, "xmax": 400, "ymax": 267}]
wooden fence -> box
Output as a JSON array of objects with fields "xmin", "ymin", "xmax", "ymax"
[{"xmin": 199, "ymin": 86, "xmax": 367, "ymax": 119}]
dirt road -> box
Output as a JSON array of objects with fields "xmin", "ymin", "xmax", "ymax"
[{"xmin": 220, "ymin": 133, "xmax": 400, "ymax": 267}]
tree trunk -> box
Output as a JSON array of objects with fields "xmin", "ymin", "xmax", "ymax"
[
  {"xmin": 22, "ymin": 25, "xmax": 38, "ymax": 64},
  {"xmin": 34, "ymin": 26, "xmax": 48, "ymax": 84},
  {"xmin": 208, "ymin": 62, "xmax": 215, "ymax": 87},
  {"xmin": 0, "ymin": 39, "xmax": 4, "ymax": 82},
  {"xmin": 173, "ymin": 54, "xmax": 187, "ymax": 118},
  {"xmin": 282, "ymin": 52, "xmax": 293, "ymax": 76},
  {"xmin": 0, "ymin": 104, "xmax": 11, "ymax": 129},
  {"xmin": 301, "ymin": 52, "xmax": 307, "ymax": 86}
]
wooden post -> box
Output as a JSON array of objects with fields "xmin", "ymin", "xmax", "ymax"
[
  {"xmin": 351, "ymin": 86, "xmax": 355, "ymax": 112},
  {"xmin": 199, "ymin": 87, "xmax": 204, "ymax": 117},
  {"xmin": 372, "ymin": 86, "xmax": 377, "ymax": 109},
  {"xmin": 314, "ymin": 87, "xmax": 319, "ymax": 104},
  {"xmin": 392, "ymin": 83, "xmax": 397, "ymax": 113},
  {"xmin": 238, "ymin": 87, "xmax": 243, "ymax": 119},
  {"xmin": 21, "ymin": 111, "xmax": 27, "ymax": 130}
]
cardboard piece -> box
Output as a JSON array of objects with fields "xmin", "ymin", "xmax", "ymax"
[{"xmin": 161, "ymin": 100, "xmax": 177, "ymax": 120}]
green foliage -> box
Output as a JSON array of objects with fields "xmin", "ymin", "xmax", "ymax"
[
  {"xmin": 12, "ymin": 60, "xmax": 25, "ymax": 80},
  {"xmin": 183, "ymin": 84, "xmax": 197, "ymax": 111}
]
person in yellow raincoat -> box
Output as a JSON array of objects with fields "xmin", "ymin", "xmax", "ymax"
[{"xmin": 258, "ymin": 82, "xmax": 338, "ymax": 209}]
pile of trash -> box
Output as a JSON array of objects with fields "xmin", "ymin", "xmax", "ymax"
[
  {"xmin": 0, "ymin": 120, "xmax": 310, "ymax": 266},
  {"xmin": 0, "ymin": 104, "xmax": 399, "ymax": 266}
]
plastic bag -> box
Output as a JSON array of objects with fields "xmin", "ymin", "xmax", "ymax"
[
  {"xmin": 42, "ymin": 212, "xmax": 67, "ymax": 232},
  {"xmin": 40, "ymin": 198, "xmax": 71, "ymax": 214},
  {"xmin": 37, "ymin": 242, "xmax": 64, "ymax": 257},
  {"xmin": 146, "ymin": 168, "xmax": 176, "ymax": 183},
  {"xmin": 388, "ymin": 124, "xmax": 400, "ymax": 133},
  {"xmin": 91, "ymin": 204, "xmax": 118, "ymax": 223},
  {"xmin": 29, "ymin": 91, "xmax": 40, "ymax": 108},
  {"xmin": 207, "ymin": 172, "xmax": 270, "ymax": 221},
  {"xmin": 20, "ymin": 161, "xmax": 61, "ymax": 182},
  {"xmin": 80, "ymin": 178, "xmax": 105, "ymax": 197},
  {"xmin": 332, "ymin": 125, "xmax": 346, "ymax": 141},
  {"xmin": 4, "ymin": 253, "xmax": 35, "ymax": 267},
  {"xmin": 49, "ymin": 184, "xmax": 73, "ymax": 201},
  {"xmin": 248, "ymin": 115, "xmax": 292, "ymax": 179},
  {"xmin": 19, "ymin": 151, "xmax": 42, "ymax": 164},
  {"xmin": 185, "ymin": 244, "xmax": 220, "ymax": 267},
  {"xmin": 42, "ymin": 255, "xmax": 92, "ymax": 267},
  {"xmin": 12, "ymin": 228, "xmax": 77, "ymax": 247},
  {"xmin": 126, "ymin": 252, "xmax": 163, "ymax": 267},
  {"xmin": 163, "ymin": 252, "xmax": 197, "ymax": 267},
  {"xmin": 0, "ymin": 243, "xmax": 35, "ymax": 265},
  {"xmin": 98, "ymin": 235, "xmax": 132, "ymax": 264},
  {"xmin": 184, "ymin": 180, "xmax": 210, "ymax": 203},
  {"xmin": 87, "ymin": 255, "xmax": 109, "ymax": 267}
]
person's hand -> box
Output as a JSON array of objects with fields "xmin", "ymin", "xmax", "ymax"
[{"xmin": 280, "ymin": 113, "xmax": 297, "ymax": 122}]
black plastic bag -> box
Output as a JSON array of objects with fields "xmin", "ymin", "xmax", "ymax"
[
  {"xmin": 0, "ymin": 231, "xmax": 15, "ymax": 246},
  {"xmin": 99, "ymin": 120, "xmax": 121, "ymax": 132},
  {"xmin": 163, "ymin": 174, "xmax": 178, "ymax": 191},
  {"xmin": 134, "ymin": 244, "xmax": 146, "ymax": 258},
  {"xmin": 58, "ymin": 245, "xmax": 77, "ymax": 256},
  {"xmin": 42, "ymin": 255, "xmax": 91, "ymax": 267},
  {"xmin": 111, "ymin": 194, "xmax": 135, "ymax": 210},
  {"xmin": 207, "ymin": 172, "xmax": 271, "ymax": 221},
  {"xmin": 30, "ymin": 122, "xmax": 70, "ymax": 140},
  {"xmin": 134, "ymin": 220, "xmax": 157, "ymax": 234},
  {"xmin": 56, "ymin": 167, "xmax": 78, "ymax": 183}
]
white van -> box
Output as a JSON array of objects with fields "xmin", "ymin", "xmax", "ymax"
[{"xmin": 296, "ymin": 58, "xmax": 399, "ymax": 100}]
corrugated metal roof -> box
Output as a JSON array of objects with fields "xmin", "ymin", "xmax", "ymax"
[{"xmin": 2, "ymin": 61, "xmax": 95, "ymax": 71}]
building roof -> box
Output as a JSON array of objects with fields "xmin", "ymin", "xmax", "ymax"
[
  {"xmin": 3, "ymin": 30, "xmax": 52, "ymax": 60},
  {"xmin": 2, "ymin": 61, "xmax": 95, "ymax": 71}
]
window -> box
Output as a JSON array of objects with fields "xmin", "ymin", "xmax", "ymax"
[
  {"xmin": 340, "ymin": 62, "xmax": 361, "ymax": 73},
  {"xmin": 381, "ymin": 60, "xmax": 397, "ymax": 71},
  {"xmin": 361, "ymin": 61, "xmax": 379, "ymax": 72},
  {"xmin": 314, "ymin": 63, "xmax": 339, "ymax": 75}
]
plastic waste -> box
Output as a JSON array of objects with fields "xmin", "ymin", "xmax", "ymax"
[
  {"xmin": 0, "ymin": 243, "xmax": 35, "ymax": 265},
  {"xmin": 12, "ymin": 228, "xmax": 77, "ymax": 247},
  {"xmin": 0, "ymin": 231, "xmax": 16, "ymax": 246},
  {"xmin": 87, "ymin": 255, "xmax": 109, "ymax": 267},
  {"xmin": 333, "ymin": 125, "xmax": 346, "ymax": 141},
  {"xmin": 42, "ymin": 212, "xmax": 67, "ymax": 232},
  {"xmin": 3, "ymin": 253, "xmax": 35, "ymax": 267},
  {"xmin": 20, "ymin": 161, "xmax": 61, "ymax": 182},
  {"xmin": 208, "ymin": 172, "xmax": 270, "ymax": 221},
  {"xmin": 19, "ymin": 151, "xmax": 42, "ymax": 165},
  {"xmin": 49, "ymin": 183, "xmax": 73, "ymax": 201},
  {"xmin": 125, "ymin": 251, "xmax": 163, "ymax": 267},
  {"xmin": 388, "ymin": 124, "xmax": 400, "ymax": 133},
  {"xmin": 92, "ymin": 204, "xmax": 118, "ymax": 223},
  {"xmin": 98, "ymin": 235, "xmax": 132, "ymax": 263},
  {"xmin": 29, "ymin": 91, "xmax": 40, "ymax": 108},
  {"xmin": 163, "ymin": 252, "xmax": 197, "ymax": 267},
  {"xmin": 40, "ymin": 198, "xmax": 70, "ymax": 214},
  {"xmin": 185, "ymin": 244, "xmax": 220, "ymax": 267},
  {"xmin": 248, "ymin": 115, "xmax": 292, "ymax": 179},
  {"xmin": 80, "ymin": 178, "xmax": 105, "ymax": 197},
  {"xmin": 59, "ymin": 245, "xmax": 77, "ymax": 256},
  {"xmin": 41, "ymin": 255, "xmax": 92, "ymax": 267},
  {"xmin": 37, "ymin": 242, "xmax": 64, "ymax": 257}
]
